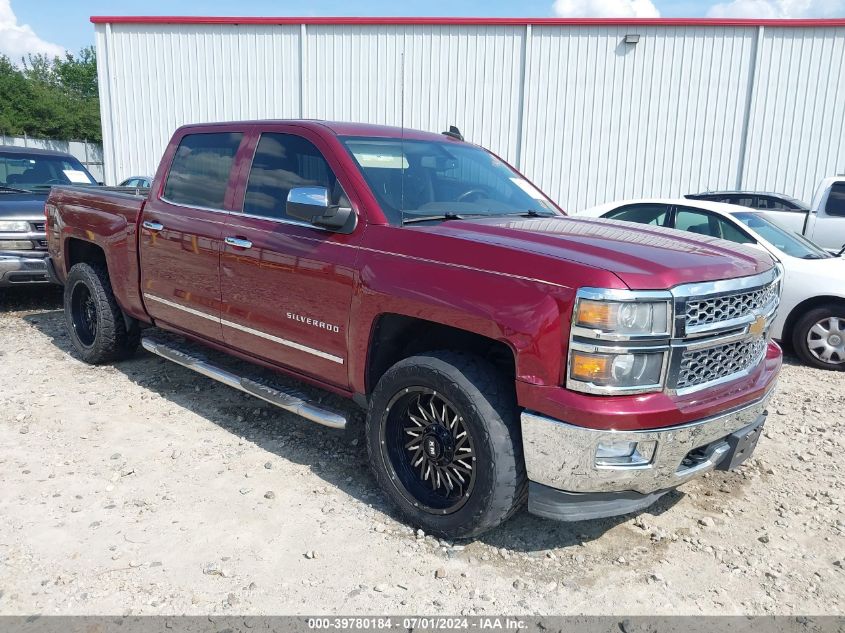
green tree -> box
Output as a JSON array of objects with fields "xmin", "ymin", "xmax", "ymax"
[{"xmin": 0, "ymin": 47, "xmax": 101, "ymax": 143}]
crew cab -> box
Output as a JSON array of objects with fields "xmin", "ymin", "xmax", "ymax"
[
  {"xmin": 688, "ymin": 178, "xmax": 845, "ymax": 253},
  {"xmin": 0, "ymin": 146, "xmax": 99, "ymax": 288},
  {"xmin": 46, "ymin": 121, "xmax": 782, "ymax": 537}
]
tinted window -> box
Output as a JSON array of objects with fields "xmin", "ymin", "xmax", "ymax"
[
  {"xmin": 244, "ymin": 133, "xmax": 347, "ymax": 221},
  {"xmin": 163, "ymin": 132, "xmax": 243, "ymax": 209},
  {"xmin": 757, "ymin": 196, "xmax": 793, "ymax": 210},
  {"xmin": 727, "ymin": 195, "xmax": 755, "ymax": 208},
  {"xmin": 674, "ymin": 207, "xmax": 754, "ymax": 244},
  {"xmin": 604, "ymin": 204, "xmax": 669, "ymax": 226},
  {"xmin": 825, "ymin": 183, "xmax": 845, "ymax": 217}
]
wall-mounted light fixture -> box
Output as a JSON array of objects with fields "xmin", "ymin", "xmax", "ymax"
[{"xmin": 624, "ymin": 34, "xmax": 641, "ymax": 44}]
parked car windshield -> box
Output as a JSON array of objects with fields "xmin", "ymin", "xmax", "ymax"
[
  {"xmin": 341, "ymin": 137, "xmax": 559, "ymax": 225},
  {"xmin": 0, "ymin": 151, "xmax": 97, "ymax": 191},
  {"xmin": 732, "ymin": 211, "xmax": 831, "ymax": 259}
]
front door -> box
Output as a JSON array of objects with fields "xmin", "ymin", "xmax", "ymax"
[
  {"xmin": 219, "ymin": 127, "xmax": 363, "ymax": 388},
  {"xmin": 139, "ymin": 130, "xmax": 245, "ymax": 340}
]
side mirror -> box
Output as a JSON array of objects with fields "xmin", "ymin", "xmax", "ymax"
[{"xmin": 286, "ymin": 186, "xmax": 356, "ymax": 233}]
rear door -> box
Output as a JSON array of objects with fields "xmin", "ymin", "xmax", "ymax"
[
  {"xmin": 219, "ymin": 125, "xmax": 364, "ymax": 388},
  {"xmin": 139, "ymin": 129, "xmax": 245, "ymax": 340}
]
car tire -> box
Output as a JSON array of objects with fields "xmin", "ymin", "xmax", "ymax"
[
  {"xmin": 366, "ymin": 351, "xmax": 526, "ymax": 539},
  {"xmin": 64, "ymin": 262, "xmax": 140, "ymax": 364},
  {"xmin": 791, "ymin": 304, "xmax": 845, "ymax": 371}
]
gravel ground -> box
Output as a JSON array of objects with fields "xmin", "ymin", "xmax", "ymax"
[{"xmin": 1, "ymin": 287, "xmax": 843, "ymax": 616}]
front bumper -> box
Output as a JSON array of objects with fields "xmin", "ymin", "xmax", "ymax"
[
  {"xmin": 0, "ymin": 251, "xmax": 53, "ymax": 287},
  {"xmin": 522, "ymin": 389, "xmax": 772, "ymax": 519}
]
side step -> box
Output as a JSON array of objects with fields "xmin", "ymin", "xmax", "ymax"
[{"xmin": 141, "ymin": 336, "xmax": 348, "ymax": 430}]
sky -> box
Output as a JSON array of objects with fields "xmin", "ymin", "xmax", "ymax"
[{"xmin": 1, "ymin": 0, "xmax": 843, "ymax": 59}]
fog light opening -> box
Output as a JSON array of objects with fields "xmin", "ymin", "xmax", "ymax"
[{"xmin": 595, "ymin": 440, "xmax": 656, "ymax": 467}]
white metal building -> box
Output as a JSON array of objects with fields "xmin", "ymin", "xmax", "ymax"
[{"xmin": 93, "ymin": 16, "xmax": 845, "ymax": 211}]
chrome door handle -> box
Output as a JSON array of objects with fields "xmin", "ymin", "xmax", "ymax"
[
  {"xmin": 225, "ymin": 236, "xmax": 253, "ymax": 249},
  {"xmin": 142, "ymin": 220, "xmax": 164, "ymax": 232}
]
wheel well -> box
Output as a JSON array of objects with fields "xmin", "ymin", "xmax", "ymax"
[
  {"xmin": 65, "ymin": 238, "xmax": 106, "ymax": 273},
  {"xmin": 366, "ymin": 314, "xmax": 516, "ymax": 394},
  {"xmin": 781, "ymin": 295, "xmax": 845, "ymax": 347}
]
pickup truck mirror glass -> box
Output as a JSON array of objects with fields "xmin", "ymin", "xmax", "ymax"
[{"xmin": 286, "ymin": 186, "xmax": 356, "ymax": 233}]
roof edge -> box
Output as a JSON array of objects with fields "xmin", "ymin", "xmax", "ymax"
[{"xmin": 89, "ymin": 16, "xmax": 845, "ymax": 27}]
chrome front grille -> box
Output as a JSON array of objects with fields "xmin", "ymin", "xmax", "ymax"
[
  {"xmin": 675, "ymin": 337, "xmax": 768, "ymax": 390},
  {"xmin": 668, "ymin": 269, "xmax": 781, "ymax": 394},
  {"xmin": 685, "ymin": 283, "xmax": 779, "ymax": 330}
]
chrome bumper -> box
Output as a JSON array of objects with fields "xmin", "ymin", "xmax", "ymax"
[
  {"xmin": 521, "ymin": 390, "xmax": 772, "ymax": 495},
  {"xmin": 0, "ymin": 253, "xmax": 51, "ymax": 286}
]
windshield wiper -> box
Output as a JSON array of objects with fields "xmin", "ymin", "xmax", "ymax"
[
  {"xmin": 508, "ymin": 210, "xmax": 557, "ymax": 218},
  {"xmin": 402, "ymin": 212, "xmax": 467, "ymax": 225},
  {"xmin": 0, "ymin": 185, "xmax": 32, "ymax": 194}
]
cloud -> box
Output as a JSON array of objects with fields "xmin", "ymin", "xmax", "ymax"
[
  {"xmin": 706, "ymin": 0, "xmax": 845, "ymax": 18},
  {"xmin": 0, "ymin": 0, "xmax": 65, "ymax": 61},
  {"xmin": 553, "ymin": 0, "xmax": 661, "ymax": 17}
]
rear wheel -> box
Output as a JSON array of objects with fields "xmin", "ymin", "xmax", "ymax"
[
  {"xmin": 792, "ymin": 304, "xmax": 845, "ymax": 371},
  {"xmin": 366, "ymin": 351, "xmax": 526, "ymax": 538},
  {"xmin": 64, "ymin": 263, "xmax": 140, "ymax": 364}
]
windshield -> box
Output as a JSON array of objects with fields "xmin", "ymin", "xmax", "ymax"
[
  {"xmin": 0, "ymin": 151, "xmax": 97, "ymax": 191},
  {"xmin": 733, "ymin": 211, "xmax": 831, "ymax": 259},
  {"xmin": 341, "ymin": 137, "xmax": 559, "ymax": 225}
]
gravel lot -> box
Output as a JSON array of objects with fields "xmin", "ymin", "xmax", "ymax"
[{"xmin": 1, "ymin": 287, "xmax": 843, "ymax": 616}]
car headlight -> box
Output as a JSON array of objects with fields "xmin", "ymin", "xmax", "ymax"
[
  {"xmin": 569, "ymin": 350, "xmax": 664, "ymax": 388},
  {"xmin": 574, "ymin": 299, "xmax": 670, "ymax": 337},
  {"xmin": 0, "ymin": 221, "xmax": 29, "ymax": 232},
  {"xmin": 567, "ymin": 289, "xmax": 673, "ymax": 395}
]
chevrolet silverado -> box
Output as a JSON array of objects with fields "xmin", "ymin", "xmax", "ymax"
[{"xmin": 46, "ymin": 121, "xmax": 782, "ymax": 537}]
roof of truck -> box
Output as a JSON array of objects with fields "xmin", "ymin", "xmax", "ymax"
[
  {"xmin": 0, "ymin": 145, "xmax": 76, "ymax": 157},
  {"xmin": 180, "ymin": 120, "xmax": 463, "ymax": 142}
]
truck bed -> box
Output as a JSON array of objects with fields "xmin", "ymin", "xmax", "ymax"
[{"xmin": 47, "ymin": 185, "xmax": 149, "ymax": 320}]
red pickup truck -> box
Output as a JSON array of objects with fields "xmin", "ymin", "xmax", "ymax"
[{"xmin": 46, "ymin": 121, "xmax": 782, "ymax": 538}]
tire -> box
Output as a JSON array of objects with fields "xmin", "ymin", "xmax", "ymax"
[
  {"xmin": 64, "ymin": 263, "xmax": 140, "ymax": 364},
  {"xmin": 366, "ymin": 351, "xmax": 526, "ymax": 539},
  {"xmin": 791, "ymin": 304, "xmax": 845, "ymax": 371}
]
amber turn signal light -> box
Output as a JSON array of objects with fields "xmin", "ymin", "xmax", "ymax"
[
  {"xmin": 575, "ymin": 300, "xmax": 615, "ymax": 330},
  {"xmin": 570, "ymin": 352, "xmax": 611, "ymax": 382}
]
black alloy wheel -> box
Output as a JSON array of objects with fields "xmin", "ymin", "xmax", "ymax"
[
  {"xmin": 70, "ymin": 280, "xmax": 98, "ymax": 347},
  {"xmin": 382, "ymin": 388, "xmax": 476, "ymax": 514}
]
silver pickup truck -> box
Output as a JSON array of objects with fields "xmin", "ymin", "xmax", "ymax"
[{"xmin": 0, "ymin": 146, "xmax": 100, "ymax": 287}]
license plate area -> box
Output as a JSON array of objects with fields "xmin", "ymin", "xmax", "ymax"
[{"xmin": 716, "ymin": 416, "xmax": 765, "ymax": 471}]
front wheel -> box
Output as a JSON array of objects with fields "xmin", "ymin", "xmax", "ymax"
[
  {"xmin": 366, "ymin": 351, "xmax": 526, "ymax": 538},
  {"xmin": 792, "ymin": 304, "xmax": 845, "ymax": 370}
]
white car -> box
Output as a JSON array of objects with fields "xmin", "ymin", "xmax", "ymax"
[{"xmin": 579, "ymin": 198, "xmax": 845, "ymax": 370}]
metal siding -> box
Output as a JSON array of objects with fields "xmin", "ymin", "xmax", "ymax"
[
  {"xmin": 520, "ymin": 25, "xmax": 755, "ymax": 211},
  {"xmin": 97, "ymin": 23, "xmax": 300, "ymax": 183},
  {"xmin": 96, "ymin": 22, "xmax": 845, "ymax": 211},
  {"xmin": 303, "ymin": 25, "xmax": 403, "ymax": 125},
  {"xmin": 743, "ymin": 27, "xmax": 845, "ymax": 204}
]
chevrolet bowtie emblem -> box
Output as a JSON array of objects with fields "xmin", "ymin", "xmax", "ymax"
[{"xmin": 749, "ymin": 315, "xmax": 767, "ymax": 337}]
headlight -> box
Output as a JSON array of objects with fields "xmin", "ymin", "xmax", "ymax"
[
  {"xmin": 569, "ymin": 350, "xmax": 664, "ymax": 389},
  {"xmin": 567, "ymin": 288, "xmax": 673, "ymax": 395},
  {"xmin": 574, "ymin": 299, "xmax": 670, "ymax": 337},
  {"xmin": 0, "ymin": 221, "xmax": 29, "ymax": 232}
]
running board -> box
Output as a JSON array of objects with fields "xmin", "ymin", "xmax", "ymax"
[{"xmin": 141, "ymin": 336, "xmax": 347, "ymax": 430}]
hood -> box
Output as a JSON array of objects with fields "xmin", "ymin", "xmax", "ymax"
[
  {"xmin": 419, "ymin": 215, "xmax": 774, "ymax": 290},
  {"xmin": 0, "ymin": 191, "xmax": 48, "ymax": 221}
]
